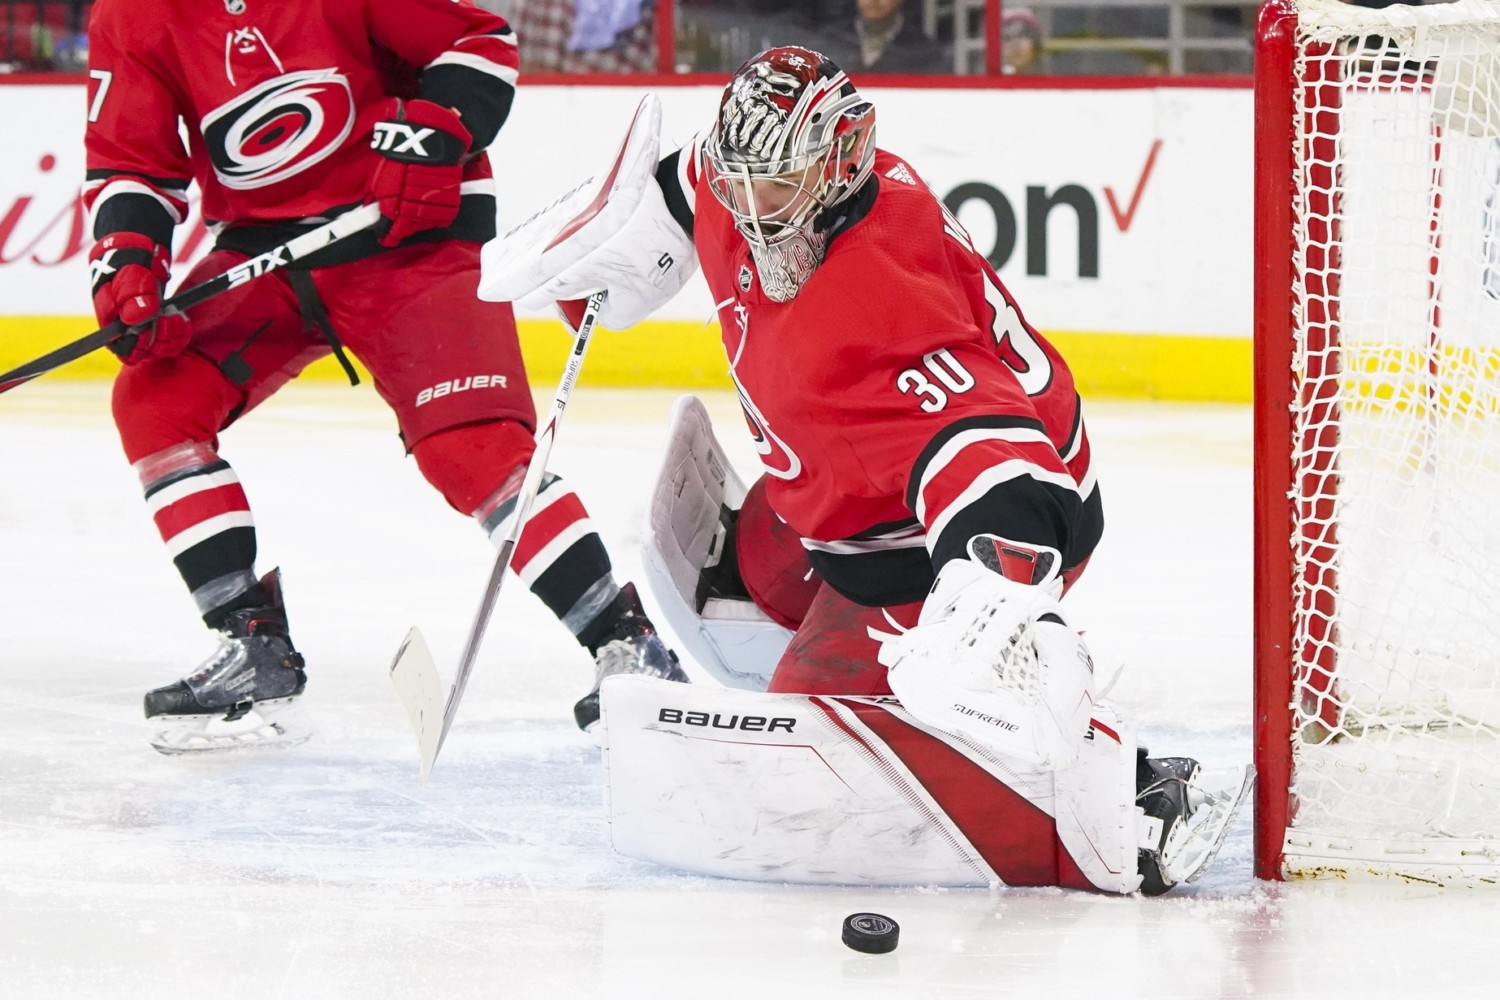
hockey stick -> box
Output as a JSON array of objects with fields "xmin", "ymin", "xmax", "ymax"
[
  {"xmin": 390, "ymin": 290, "xmax": 607, "ymax": 783},
  {"xmin": 0, "ymin": 203, "xmax": 383, "ymax": 396}
]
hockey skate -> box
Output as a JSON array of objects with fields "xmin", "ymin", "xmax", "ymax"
[
  {"xmin": 144, "ymin": 571, "xmax": 311, "ymax": 755},
  {"xmin": 1135, "ymin": 753, "xmax": 1254, "ymax": 895},
  {"xmin": 574, "ymin": 583, "xmax": 689, "ymax": 732}
]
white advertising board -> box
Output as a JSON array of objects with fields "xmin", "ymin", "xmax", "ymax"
[{"xmin": 0, "ymin": 81, "xmax": 1250, "ymax": 341}]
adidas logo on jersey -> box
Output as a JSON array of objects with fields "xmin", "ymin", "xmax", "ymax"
[{"xmin": 885, "ymin": 162, "xmax": 916, "ymax": 185}]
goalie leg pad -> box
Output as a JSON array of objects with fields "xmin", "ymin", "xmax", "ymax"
[
  {"xmin": 603, "ymin": 675, "xmax": 1163, "ymax": 893},
  {"xmin": 641, "ymin": 395, "xmax": 791, "ymax": 690},
  {"xmin": 1053, "ymin": 703, "xmax": 1145, "ymax": 894}
]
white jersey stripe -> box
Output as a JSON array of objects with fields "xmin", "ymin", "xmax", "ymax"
[
  {"xmin": 89, "ymin": 179, "xmax": 186, "ymax": 227},
  {"xmin": 675, "ymin": 137, "xmax": 701, "ymax": 215},
  {"xmin": 456, "ymin": 29, "xmax": 518, "ymax": 48},
  {"xmin": 801, "ymin": 533, "xmax": 930, "ymax": 556},
  {"xmin": 1060, "ymin": 423, "xmax": 1085, "ymax": 464},
  {"xmin": 924, "ymin": 461, "xmax": 1083, "ymax": 554},
  {"xmin": 427, "ymin": 51, "xmax": 519, "ymax": 86},
  {"xmin": 914, "ymin": 427, "xmax": 1058, "ymax": 522}
]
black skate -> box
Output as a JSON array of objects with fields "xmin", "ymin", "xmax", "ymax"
[
  {"xmin": 144, "ymin": 570, "xmax": 311, "ymax": 755},
  {"xmin": 574, "ymin": 582, "xmax": 689, "ymax": 732},
  {"xmin": 1136, "ymin": 751, "xmax": 1253, "ymax": 896}
]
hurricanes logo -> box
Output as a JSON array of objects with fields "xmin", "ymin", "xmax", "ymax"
[
  {"xmin": 732, "ymin": 376, "xmax": 801, "ymax": 481},
  {"xmin": 202, "ymin": 69, "xmax": 354, "ymax": 190}
]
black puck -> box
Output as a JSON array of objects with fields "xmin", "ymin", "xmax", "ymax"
[{"xmin": 841, "ymin": 912, "xmax": 899, "ymax": 954}]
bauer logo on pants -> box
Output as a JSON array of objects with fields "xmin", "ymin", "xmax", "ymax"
[{"xmin": 416, "ymin": 374, "xmax": 508, "ymax": 407}]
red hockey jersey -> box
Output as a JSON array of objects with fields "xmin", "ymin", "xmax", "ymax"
[
  {"xmin": 84, "ymin": 0, "xmax": 518, "ymax": 243},
  {"xmin": 666, "ymin": 146, "xmax": 1102, "ymax": 606}
]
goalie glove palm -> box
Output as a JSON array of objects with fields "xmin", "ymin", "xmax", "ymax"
[{"xmin": 878, "ymin": 535, "xmax": 1095, "ymax": 767}]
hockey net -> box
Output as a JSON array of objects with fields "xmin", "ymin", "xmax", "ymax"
[{"xmin": 1255, "ymin": 0, "xmax": 1500, "ymax": 884}]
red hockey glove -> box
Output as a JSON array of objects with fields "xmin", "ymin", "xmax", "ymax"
[
  {"xmin": 88, "ymin": 232, "xmax": 192, "ymax": 365},
  {"xmin": 369, "ymin": 98, "xmax": 472, "ymax": 248}
]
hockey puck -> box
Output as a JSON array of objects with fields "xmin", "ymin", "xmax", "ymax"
[{"xmin": 841, "ymin": 912, "xmax": 899, "ymax": 954}]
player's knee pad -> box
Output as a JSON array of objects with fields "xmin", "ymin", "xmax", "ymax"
[
  {"xmin": 641, "ymin": 395, "xmax": 792, "ymax": 691},
  {"xmin": 409, "ymin": 418, "xmax": 536, "ymax": 515},
  {"xmin": 111, "ymin": 353, "xmax": 241, "ymax": 464}
]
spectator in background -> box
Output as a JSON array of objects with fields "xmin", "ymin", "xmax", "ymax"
[
  {"xmin": 1002, "ymin": 7, "xmax": 1044, "ymax": 75},
  {"xmin": 824, "ymin": 0, "xmax": 949, "ymax": 75},
  {"xmin": 511, "ymin": 0, "xmax": 658, "ymax": 72}
]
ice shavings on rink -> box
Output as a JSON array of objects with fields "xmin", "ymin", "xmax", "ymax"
[{"xmin": 2, "ymin": 384, "xmax": 1494, "ymax": 1000}]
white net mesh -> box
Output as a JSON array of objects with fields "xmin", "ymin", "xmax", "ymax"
[{"xmin": 1286, "ymin": 0, "xmax": 1500, "ymax": 874}]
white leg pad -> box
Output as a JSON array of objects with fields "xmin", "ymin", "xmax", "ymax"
[
  {"xmin": 640, "ymin": 395, "xmax": 790, "ymax": 690},
  {"xmin": 602, "ymin": 674, "xmax": 1052, "ymax": 886},
  {"xmin": 1053, "ymin": 703, "xmax": 1144, "ymax": 894}
]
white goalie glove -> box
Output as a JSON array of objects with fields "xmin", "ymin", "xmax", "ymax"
[
  {"xmin": 877, "ymin": 534, "xmax": 1095, "ymax": 768},
  {"xmin": 478, "ymin": 93, "xmax": 698, "ymax": 331}
]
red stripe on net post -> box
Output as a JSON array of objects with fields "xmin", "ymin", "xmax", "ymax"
[
  {"xmin": 1252, "ymin": 0, "xmax": 1298, "ymax": 883},
  {"xmin": 842, "ymin": 701, "xmax": 1091, "ymax": 889}
]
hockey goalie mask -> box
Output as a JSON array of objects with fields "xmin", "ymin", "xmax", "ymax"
[{"xmin": 706, "ymin": 47, "xmax": 877, "ymax": 301}]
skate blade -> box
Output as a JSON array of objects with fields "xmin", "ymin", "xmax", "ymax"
[
  {"xmin": 1163, "ymin": 765, "xmax": 1255, "ymax": 885},
  {"xmin": 148, "ymin": 697, "xmax": 314, "ymax": 756}
]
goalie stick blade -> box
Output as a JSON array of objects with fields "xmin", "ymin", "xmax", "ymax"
[{"xmin": 389, "ymin": 627, "xmax": 449, "ymax": 785}]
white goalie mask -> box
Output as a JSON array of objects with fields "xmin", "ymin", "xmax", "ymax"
[{"xmin": 705, "ymin": 46, "xmax": 877, "ymax": 302}]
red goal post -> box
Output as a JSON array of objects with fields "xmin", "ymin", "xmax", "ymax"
[{"xmin": 1255, "ymin": 0, "xmax": 1500, "ymax": 884}]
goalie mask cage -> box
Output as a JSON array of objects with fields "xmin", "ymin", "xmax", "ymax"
[{"xmin": 1255, "ymin": 0, "xmax": 1500, "ymax": 884}]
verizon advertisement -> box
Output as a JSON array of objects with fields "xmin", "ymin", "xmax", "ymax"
[{"xmin": 0, "ymin": 82, "xmax": 1251, "ymax": 339}]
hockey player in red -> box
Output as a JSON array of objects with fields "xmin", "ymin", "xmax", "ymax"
[
  {"xmin": 83, "ymin": 0, "xmax": 685, "ymax": 754},
  {"xmin": 482, "ymin": 50, "xmax": 1251, "ymax": 895}
]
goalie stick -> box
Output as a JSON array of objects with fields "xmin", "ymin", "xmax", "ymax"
[
  {"xmin": 390, "ymin": 290, "xmax": 607, "ymax": 783},
  {"xmin": 0, "ymin": 203, "xmax": 383, "ymax": 396}
]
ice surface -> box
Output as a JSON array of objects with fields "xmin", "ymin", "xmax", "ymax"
[{"xmin": 1, "ymin": 384, "xmax": 1489, "ymax": 1000}]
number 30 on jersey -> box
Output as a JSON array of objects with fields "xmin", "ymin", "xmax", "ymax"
[
  {"xmin": 895, "ymin": 272, "xmax": 1054, "ymax": 412},
  {"xmin": 896, "ymin": 196, "xmax": 1054, "ymax": 411},
  {"xmin": 897, "ymin": 349, "xmax": 975, "ymax": 412}
]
